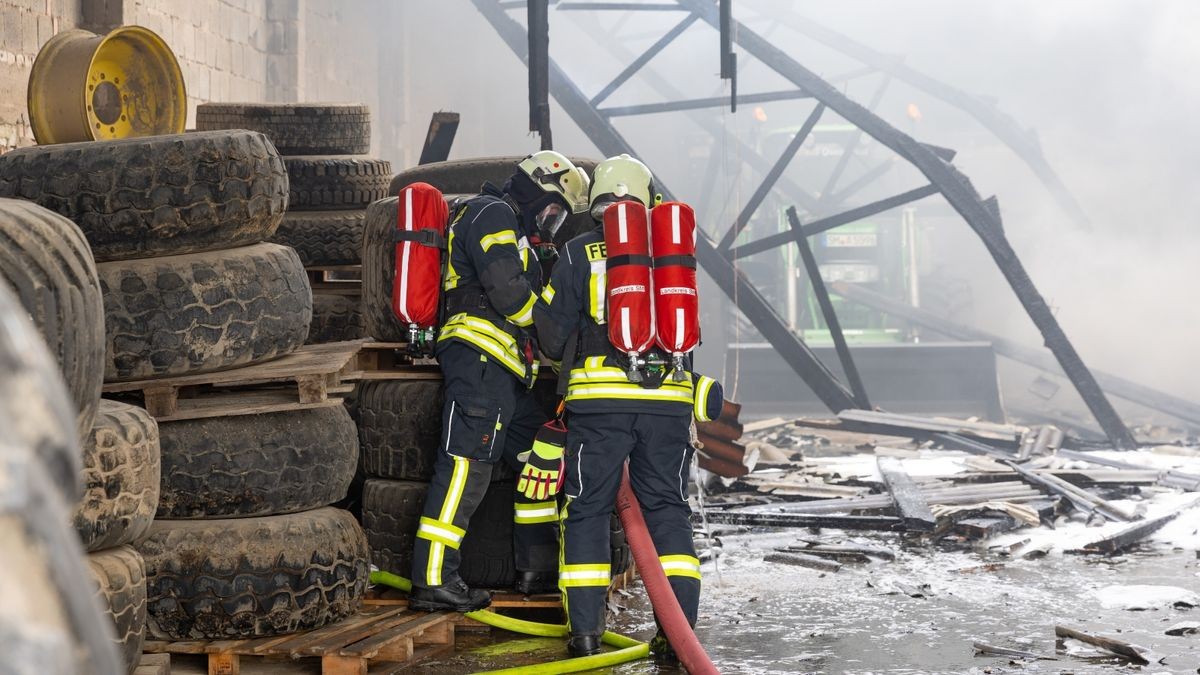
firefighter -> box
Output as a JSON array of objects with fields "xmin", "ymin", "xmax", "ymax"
[
  {"xmin": 531, "ymin": 154, "xmax": 723, "ymax": 657},
  {"xmin": 408, "ymin": 152, "xmax": 590, "ymax": 613}
]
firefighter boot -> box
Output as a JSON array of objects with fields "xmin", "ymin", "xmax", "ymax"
[
  {"xmin": 514, "ymin": 570, "xmax": 558, "ymax": 596},
  {"xmin": 409, "ymin": 579, "xmax": 491, "ymax": 613},
  {"xmin": 567, "ymin": 634, "xmax": 602, "ymax": 657},
  {"xmin": 650, "ymin": 629, "xmax": 679, "ymax": 663}
]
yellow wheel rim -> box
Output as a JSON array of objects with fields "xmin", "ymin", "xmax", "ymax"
[{"xmin": 28, "ymin": 25, "xmax": 186, "ymax": 144}]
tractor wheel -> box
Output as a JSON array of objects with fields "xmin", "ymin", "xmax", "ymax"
[
  {"xmin": 196, "ymin": 103, "xmax": 371, "ymax": 156},
  {"xmin": 73, "ymin": 400, "xmax": 160, "ymax": 551}
]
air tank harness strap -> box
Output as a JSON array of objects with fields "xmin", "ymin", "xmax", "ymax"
[{"xmin": 393, "ymin": 228, "xmax": 447, "ymax": 248}]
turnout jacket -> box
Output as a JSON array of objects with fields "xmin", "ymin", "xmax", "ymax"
[
  {"xmin": 534, "ymin": 230, "xmax": 697, "ymax": 416},
  {"xmin": 437, "ymin": 183, "xmax": 541, "ymax": 382}
]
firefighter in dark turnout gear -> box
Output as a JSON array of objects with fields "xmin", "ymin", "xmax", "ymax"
[
  {"xmin": 408, "ymin": 152, "xmax": 590, "ymax": 613},
  {"xmin": 532, "ymin": 155, "xmax": 723, "ymax": 657}
]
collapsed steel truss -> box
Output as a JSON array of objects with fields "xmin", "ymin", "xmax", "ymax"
[{"xmin": 473, "ymin": 0, "xmax": 1139, "ymax": 449}]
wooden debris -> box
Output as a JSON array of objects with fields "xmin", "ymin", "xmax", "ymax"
[
  {"xmin": 1054, "ymin": 625, "xmax": 1150, "ymax": 664},
  {"xmin": 1165, "ymin": 621, "xmax": 1200, "ymax": 636},
  {"xmin": 877, "ymin": 456, "xmax": 935, "ymax": 531},
  {"xmin": 697, "ymin": 399, "xmax": 749, "ymax": 478},
  {"xmin": 764, "ymin": 551, "xmax": 842, "ymax": 572},
  {"xmin": 1004, "ymin": 459, "xmax": 1135, "ymax": 522},
  {"xmin": 701, "ymin": 511, "xmax": 904, "ymax": 531},
  {"xmin": 837, "ymin": 409, "xmax": 1025, "ymax": 448},
  {"xmin": 972, "ymin": 641, "xmax": 1055, "ymax": 660},
  {"xmin": 789, "ymin": 541, "xmax": 895, "ymax": 562},
  {"xmin": 1068, "ymin": 497, "xmax": 1200, "ymax": 554}
]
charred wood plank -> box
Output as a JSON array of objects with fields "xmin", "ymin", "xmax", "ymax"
[
  {"xmin": 1003, "ymin": 460, "xmax": 1133, "ymax": 522},
  {"xmin": 877, "ymin": 457, "xmax": 934, "ymax": 531},
  {"xmin": 701, "ymin": 511, "xmax": 904, "ymax": 531},
  {"xmin": 764, "ymin": 551, "xmax": 842, "ymax": 572},
  {"xmin": 1054, "ymin": 626, "xmax": 1149, "ymax": 664},
  {"xmin": 972, "ymin": 642, "xmax": 1055, "ymax": 660},
  {"xmin": 1068, "ymin": 497, "xmax": 1200, "ymax": 555},
  {"xmin": 418, "ymin": 112, "xmax": 460, "ymax": 164}
]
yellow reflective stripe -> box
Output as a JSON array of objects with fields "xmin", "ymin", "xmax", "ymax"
[
  {"xmin": 420, "ymin": 516, "xmax": 466, "ymax": 539},
  {"xmin": 587, "ymin": 269, "xmax": 605, "ymax": 323},
  {"xmin": 694, "ymin": 376, "xmax": 715, "ymax": 422},
  {"xmin": 438, "ymin": 326, "xmax": 526, "ymax": 375},
  {"xmin": 566, "ymin": 386, "xmax": 694, "ymax": 403},
  {"xmin": 480, "ymin": 230, "xmax": 518, "ymax": 252},
  {"xmin": 560, "ymin": 563, "xmax": 611, "ymax": 587},
  {"xmin": 540, "ymin": 283, "xmax": 556, "ymax": 304},
  {"xmin": 444, "ymin": 228, "xmax": 460, "ymax": 290},
  {"xmin": 427, "ymin": 457, "xmax": 471, "ymax": 585},
  {"xmin": 514, "ymin": 501, "xmax": 559, "ymax": 524},
  {"xmin": 507, "ymin": 291, "xmax": 537, "ymax": 327},
  {"xmin": 659, "ymin": 554, "xmax": 702, "ymax": 580},
  {"xmin": 427, "ymin": 542, "xmax": 444, "ymax": 586}
]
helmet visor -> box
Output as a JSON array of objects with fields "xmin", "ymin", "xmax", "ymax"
[{"xmin": 535, "ymin": 201, "xmax": 568, "ymax": 239}]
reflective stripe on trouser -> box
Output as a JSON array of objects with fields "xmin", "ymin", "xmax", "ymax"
[
  {"xmin": 515, "ymin": 501, "xmax": 559, "ymax": 525},
  {"xmin": 559, "ymin": 411, "xmax": 699, "ymax": 636},
  {"xmin": 411, "ymin": 343, "xmax": 557, "ymax": 588}
]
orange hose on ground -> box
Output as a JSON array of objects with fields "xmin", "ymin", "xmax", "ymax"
[{"xmin": 616, "ymin": 464, "xmax": 719, "ymax": 674}]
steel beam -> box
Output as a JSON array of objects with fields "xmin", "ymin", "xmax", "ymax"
[
  {"xmin": 787, "ymin": 206, "xmax": 870, "ymax": 408},
  {"xmin": 590, "ymin": 13, "xmax": 698, "ymax": 107},
  {"xmin": 681, "ymin": 0, "xmax": 1137, "ymax": 449},
  {"xmin": 599, "ymin": 89, "xmax": 809, "ymax": 117},
  {"xmin": 762, "ymin": 10, "xmax": 1093, "ymax": 231},
  {"xmin": 474, "ymin": 0, "xmax": 858, "ymax": 413},
  {"xmin": 732, "ymin": 184, "xmax": 939, "ymax": 260},
  {"xmin": 718, "ymin": 103, "xmax": 824, "ymax": 251}
]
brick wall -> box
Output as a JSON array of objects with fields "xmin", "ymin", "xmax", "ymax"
[{"xmin": 0, "ymin": 0, "xmax": 397, "ymax": 155}]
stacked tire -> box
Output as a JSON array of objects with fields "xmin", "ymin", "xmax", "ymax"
[
  {"xmin": 197, "ymin": 103, "xmax": 390, "ymax": 345},
  {"xmin": 0, "ymin": 202, "xmax": 125, "ymax": 675},
  {"xmin": 0, "ymin": 129, "xmax": 370, "ymax": 645}
]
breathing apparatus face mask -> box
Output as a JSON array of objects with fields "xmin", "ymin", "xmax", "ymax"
[{"xmin": 535, "ymin": 201, "xmax": 568, "ymax": 242}]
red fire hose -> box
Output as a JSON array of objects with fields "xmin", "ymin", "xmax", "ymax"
[{"xmin": 616, "ymin": 464, "xmax": 719, "ymax": 674}]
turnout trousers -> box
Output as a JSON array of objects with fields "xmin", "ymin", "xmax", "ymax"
[
  {"xmin": 411, "ymin": 342, "xmax": 558, "ymax": 588},
  {"xmin": 559, "ymin": 411, "xmax": 700, "ymax": 637}
]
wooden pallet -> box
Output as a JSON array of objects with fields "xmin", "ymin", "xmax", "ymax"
[
  {"xmin": 103, "ymin": 341, "xmax": 365, "ymax": 421},
  {"xmin": 144, "ymin": 606, "xmax": 454, "ymax": 675},
  {"xmin": 342, "ymin": 342, "xmax": 440, "ymax": 381},
  {"xmin": 365, "ymin": 590, "xmax": 562, "ymax": 632},
  {"xmin": 308, "ymin": 265, "xmax": 362, "ymax": 296},
  {"xmin": 133, "ymin": 653, "xmax": 170, "ymax": 675}
]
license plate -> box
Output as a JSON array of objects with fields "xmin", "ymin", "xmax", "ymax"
[{"xmin": 824, "ymin": 232, "xmax": 877, "ymax": 247}]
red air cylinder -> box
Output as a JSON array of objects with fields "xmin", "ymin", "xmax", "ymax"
[
  {"xmin": 391, "ymin": 182, "xmax": 448, "ymax": 329},
  {"xmin": 603, "ymin": 201, "xmax": 656, "ymax": 355},
  {"xmin": 651, "ymin": 201, "xmax": 699, "ymax": 355}
]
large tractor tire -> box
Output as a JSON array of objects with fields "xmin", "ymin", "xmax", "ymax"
[
  {"xmin": 86, "ymin": 547, "xmax": 148, "ymax": 675},
  {"xmin": 270, "ymin": 210, "xmax": 365, "ymax": 267},
  {"xmin": 0, "ymin": 198, "xmax": 105, "ymax": 438},
  {"xmin": 0, "ymin": 130, "xmax": 287, "ymax": 262},
  {"xmin": 356, "ymin": 380, "xmax": 442, "ymax": 481},
  {"xmin": 284, "ymin": 156, "xmax": 391, "ymax": 211},
  {"xmin": 458, "ymin": 480, "xmax": 518, "ymax": 589},
  {"xmin": 361, "ymin": 197, "xmax": 404, "ymax": 342},
  {"xmin": 97, "ymin": 243, "xmax": 311, "ymax": 382},
  {"xmin": 137, "ymin": 508, "xmax": 369, "ymax": 639},
  {"xmin": 308, "ymin": 293, "xmax": 364, "ymax": 344},
  {"xmin": 388, "ymin": 155, "xmax": 600, "ymax": 246},
  {"xmin": 156, "ymin": 406, "xmax": 358, "ymax": 519},
  {"xmin": 361, "ymin": 479, "xmax": 426, "ymax": 578},
  {"xmin": 73, "ymin": 400, "xmax": 160, "ymax": 552},
  {"xmin": 0, "ymin": 279, "xmax": 80, "ymax": 498},
  {"xmin": 196, "ymin": 103, "xmax": 371, "ymax": 156},
  {"xmin": 0, "ymin": 279, "xmax": 123, "ymax": 674}
]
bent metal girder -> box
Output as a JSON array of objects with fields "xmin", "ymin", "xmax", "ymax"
[{"xmin": 472, "ymin": 0, "xmax": 1137, "ymax": 450}]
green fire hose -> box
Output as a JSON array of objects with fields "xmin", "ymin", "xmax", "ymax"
[{"xmin": 369, "ymin": 570, "xmax": 649, "ymax": 674}]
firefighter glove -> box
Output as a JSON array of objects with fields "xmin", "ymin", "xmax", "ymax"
[{"xmin": 518, "ymin": 421, "xmax": 567, "ymax": 500}]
